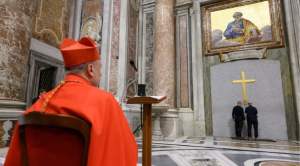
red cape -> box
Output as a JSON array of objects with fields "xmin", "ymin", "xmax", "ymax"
[{"xmin": 4, "ymin": 74, "xmax": 138, "ymax": 166}]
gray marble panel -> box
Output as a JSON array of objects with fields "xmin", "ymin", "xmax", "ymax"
[
  {"xmin": 211, "ymin": 60, "xmax": 287, "ymax": 140},
  {"xmin": 179, "ymin": 112, "xmax": 194, "ymax": 136},
  {"xmin": 223, "ymin": 153, "xmax": 299, "ymax": 166},
  {"xmin": 145, "ymin": 13, "xmax": 154, "ymax": 95},
  {"xmin": 138, "ymin": 155, "xmax": 178, "ymax": 166},
  {"xmin": 160, "ymin": 118, "xmax": 183, "ymax": 138}
]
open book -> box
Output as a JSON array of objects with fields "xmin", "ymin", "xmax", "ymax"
[
  {"xmin": 149, "ymin": 95, "xmax": 167, "ymax": 101},
  {"xmin": 126, "ymin": 95, "xmax": 167, "ymax": 104},
  {"xmin": 245, "ymin": 36, "xmax": 262, "ymax": 43}
]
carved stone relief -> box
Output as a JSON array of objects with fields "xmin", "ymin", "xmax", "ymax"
[{"xmin": 81, "ymin": 13, "xmax": 102, "ymax": 47}]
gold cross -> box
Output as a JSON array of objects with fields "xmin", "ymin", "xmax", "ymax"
[{"xmin": 232, "ymin": 71, "xmax": 255, "ymax": 105}]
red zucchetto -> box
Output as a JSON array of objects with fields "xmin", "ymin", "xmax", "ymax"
[{"xmin": 60, "ymin": 37, "xmax": 100, "ymax": 67}]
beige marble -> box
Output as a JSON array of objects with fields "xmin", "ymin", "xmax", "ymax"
[
  {"xmin": 216, "ymin": 142, "xmax": 300, "ymax": 151},
  {"xmin": 160, "ymin": 117, "xmax": 183, "ymax": 138},
  {"xmin": 261, "ymin": 162, "xmax": 299, "ymax": 166},
  {"xmin": 108, "ymin": 0, "xmax": 121, "ymax": 96},
  {"xmin": 126, "ymin": 6, "xmax": 138, "ymax": 97},
  {"xmin": 153, "ymin": 0, "xmax": 175, "ymax": 108},
  {"xmin": 179, "ymin": 16, "xmax": 189, "ymax": 107},
  {"xmin": 152, "ymin": 106, "xmax": 169, "ymax": 140},
  {"xmin": 0, "ymin": 0, "xmax": 38, "ymax": 101},
  {"xmin": 32, "ymin": 0, "xmax": 71, "ymax": 48},
  {"xmin": 0, "ymin": 121, "xmax": 5, "ymax": 148}
]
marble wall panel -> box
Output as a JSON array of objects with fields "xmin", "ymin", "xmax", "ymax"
[
  {"xmin": 145, "ymin": 13, "xmax": 155, "ymax": 96},
  {"xmin": 179, "ymin": 16, "xmax": 189, "ymax": 107},
  {"xmin": 160, "ymin": 118, "xmax": 183, "ymax": 138},
  {"xmin": 267, "ymin": 48, "xmax": 297, "ymax": 140},
  {"xmin": 123, "ymin": 111, "xmax": 142, "ymax": 137},
  {"xmin": 82, "ymin": 0, "xmax": 102, "ymax": 19},
  {"xmin": 203, "ymin": 56, "xmax": 220, "ymax": 136},
  {"xmin": 203, "ymin": 48, "xmax": 296, "ymax": 140},
  {"xmin": 108, "ymin": 0, "xmax": 121, "ymax": 95},
  {"xmin": 211, "ymin": 60, "xmax": 287, "ymax": 140},
  {"xmin": 32, "ymin": 0, "xmax": 71, "ymax": 48},
  {"xmin": 0, "ymin": 0, "xmax": 38, "ymax": 101},
  {"xmin": 179, "ymin": 112, "xmax": 194, "ymax": 136},
  {"xmin": 126, "ymin": 6, "xmax": 138, "ymax": 97},
  {"xmin": 143, "ymin": 0, "xmax": 154, "ymax": 4}
]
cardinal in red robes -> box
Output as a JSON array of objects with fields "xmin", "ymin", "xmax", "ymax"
[{"xmin": 4, "ymin": 37, "xmax": 138, "ymax": 166}]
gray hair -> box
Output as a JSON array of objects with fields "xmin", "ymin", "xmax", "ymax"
[
  {"xmin": 233, "ymin": 12, "xmax": 243, "ymax": 17},
  {"xmin": 65, "ymin": 61, "xmax": 97, "ymax": 73}
]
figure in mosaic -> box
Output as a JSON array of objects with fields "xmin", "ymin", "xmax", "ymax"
[{"xmin": 224, "ymin": 12, "xmax": 262, "ymax": 44}]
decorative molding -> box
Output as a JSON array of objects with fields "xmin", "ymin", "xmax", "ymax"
[
  {"xmin": 178, "ymin": 108, "xmax": 194, "ymax": 113},
  {"xmin": 0, "ymin": 100, "xmax": 26, "ymax": 119},
  {"xmin": 33, "ymin": 0, "xmax": 69, "ymax": 45},
  {"xmin": 30, "ymin": 51, "xmax": 64, "ymax": 68},
  {"xmin": 143, "ymin": 0, "xmax": 155, "ymax": 6},
  {"xmin": 219, "ymin": 48, "xmax": 267, "ymax": 62},
  {"xmin": 0, "ymin": 100, "xmax": 27, "ymax": 109},
  {"xmin": 24, "ymin": 50, "xmax": 65, "ymax": 109},
  {"xmin": 174, "ymin": 0, "xmax": 193, "ymax": 11}
]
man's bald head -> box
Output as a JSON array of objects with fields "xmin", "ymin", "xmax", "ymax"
[{"xmin": 237, "ymin": 101, "xmax": 242, "ymax": 106}]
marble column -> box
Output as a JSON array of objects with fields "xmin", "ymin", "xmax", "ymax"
[
  {"xmin": 0, "ymin": 0, "xmax": 38, "ymax": 146},
  {"xmin": 153, "ymin": 0, "xmax": 176, "ymax": 140},
  {"xmin": 153, "ymin": 0, "xmax": 175, "ymax": 106}
]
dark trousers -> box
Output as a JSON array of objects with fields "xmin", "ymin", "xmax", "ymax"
[
  {"xmin": 247, "ymin": 118, "xmax": 258, "ymax": 138},
  {"xmin": 235, "ymin": 117, "xmax": 243, "ymax": 137}
]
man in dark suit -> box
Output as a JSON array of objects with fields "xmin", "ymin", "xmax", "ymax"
[
  {"xmin": 32, "ymin": 89, "xmax": 47, "ymax": 105},
  {"xmin": 245, "ymin": 101, "xmax": 258, "ymax": 140},
  {"xmin": 232, "ymin": 101, "xmax": 245, "ymax": 139}
]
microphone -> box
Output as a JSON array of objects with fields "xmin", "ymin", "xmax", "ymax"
[{"xmin": 130, "ymin": 60, "xmax": 138, "ymax": 72}]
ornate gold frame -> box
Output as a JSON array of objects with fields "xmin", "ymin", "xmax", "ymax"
[{"xmin": 202, "ymin": 0, "xmax": 284, "ymax": 56}]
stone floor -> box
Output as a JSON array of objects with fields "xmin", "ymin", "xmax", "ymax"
[
  {"xmin": 0, "ymin": 136, "xmax": 299, "ymax": 166},
  {"xmin": 136, "ymin": 136, "xmax": 300, "ymax": 166}
]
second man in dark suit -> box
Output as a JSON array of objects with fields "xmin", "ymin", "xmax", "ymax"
[{"xmin": 245, "ymin": 101, "xmax": 258, "ymax": 140}]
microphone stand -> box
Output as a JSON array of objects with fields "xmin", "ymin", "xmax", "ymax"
[
  {"xmin": 120, "ymin": 72, "xmax": 138, "ymax": 107},
  {"xmin": 120, "ymin": 72, "xmax": 143, "ymax": 135},
  {"xmin": 133, "ymin": 104, "xmax": 143, "ymax": 134},
  {"xmin": 121, "ymin": 61, "xmax": 143, "ymax": 134}
]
